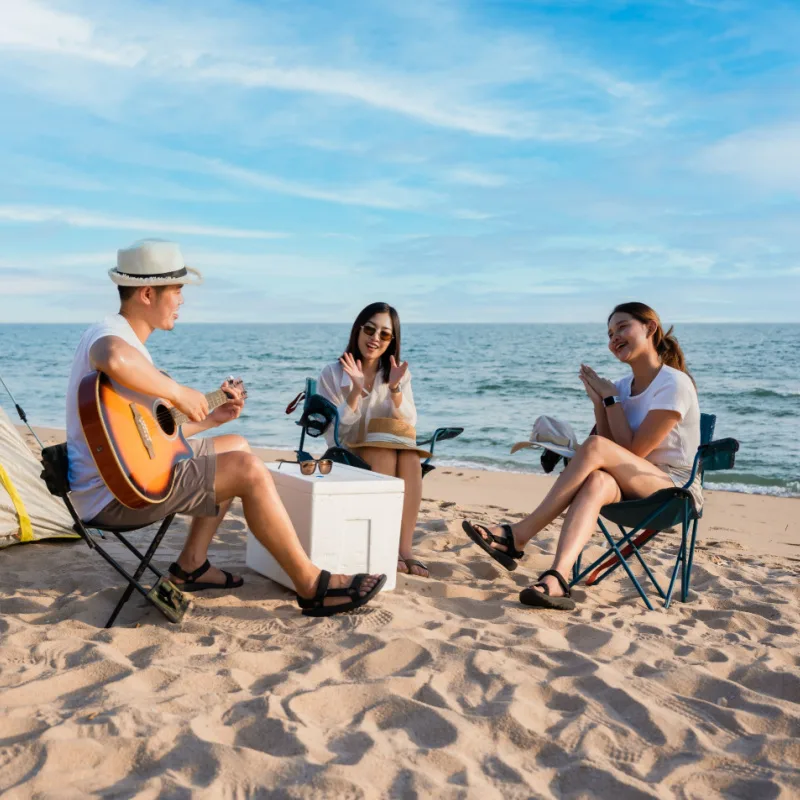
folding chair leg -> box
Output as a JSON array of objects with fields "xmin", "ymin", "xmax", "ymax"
[
  {"xmin": 105, "ymin": 515, "xmax": 176, "ymax": 629},
  {"xmin": 686, "ymin": 518, "xmax": 700, "ymax": 585},
  {"xmin": 664, "ymin": 535, "xmax": 685, "ymax": 609},
  {"xmin": 680, "ymin": 506, "xmax": 691, "ymax": 603},
  {"xmin": 598, "ymin": 520, "xmax": 654, "ymax": 610}
]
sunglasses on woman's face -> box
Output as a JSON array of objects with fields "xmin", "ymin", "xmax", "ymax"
[
  {"xmin": 277, "ymin": 458, "xmax": 333, "ymax": 475},
  {"xmin": 360, "ymin": 323, "xmax": 394, "ymax": 342}
]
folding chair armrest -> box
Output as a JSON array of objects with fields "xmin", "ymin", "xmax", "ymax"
[
  {"xmin": 417, "ymin": 426, "xmax": 464, "ymax": 457},
  {"xmin": 698, "ymin": 437, "xmax": 740, "ymax": 472},
  {"xmin": 683, "ymin": 436, "xmax": 740, "ymax": 489}
]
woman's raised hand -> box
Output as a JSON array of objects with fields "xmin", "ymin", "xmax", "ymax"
[
  {"xmin": 579, "ymin": 371, "xmax": 602, "ymax": 405},
  {"xmin": 388, "ymin": 355, "xmax": 409, "ymax": 390},
  {"xmin": 339, "ymin": 352, "xmax": 365, "ymax": 393},
  {"xmin": 580, "ymin": 364, "xmax": 617, "ymax": 399}
]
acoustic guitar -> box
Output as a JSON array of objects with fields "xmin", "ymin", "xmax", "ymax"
[{"xmin": 78, "ymin": 373, "xmax": 245, "ymax": 509}]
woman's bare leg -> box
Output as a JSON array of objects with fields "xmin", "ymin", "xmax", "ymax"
[
  {"xmin": 535, "ymin": 470, "xmax": 621, "ymax": 597},
  {"xmin": 359, "ymin": 446, "xmax": 398, "ymax": 477},
  {"xmin": 359, "ymin": 448, "xmax": 423, "ymax": 575},
  {"xmin": 473, "ymin": 436, "xmax": 674, "ymax": 553},
  {"xmin": 395, "ymin": 450, "xmax": 425, "ymax": 576}
]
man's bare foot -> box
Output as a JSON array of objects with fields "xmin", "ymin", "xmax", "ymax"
[{"xmin": 296, "ymin": 571, "xmax": 383, "ymax": 608}]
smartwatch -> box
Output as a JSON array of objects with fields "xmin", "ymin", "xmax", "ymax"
[
  {"xmin": 603, "ymin": 395, "xmax": 621, "ymax": 407},
  {"xmin": 389, "ymin": 384, "xmax": 402, "ymax": 394}
]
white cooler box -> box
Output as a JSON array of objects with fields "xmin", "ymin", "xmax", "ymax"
[{"xmin": 246, "ymin": 461, "xmax": 405, "ymax": 592}]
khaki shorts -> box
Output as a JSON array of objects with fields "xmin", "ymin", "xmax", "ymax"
[{"xmin": 89, "ymin": 438, "xmax": 218, "ymax": 528}]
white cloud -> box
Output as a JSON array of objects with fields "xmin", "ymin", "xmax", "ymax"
[
  {"xmin": 452, "ymin": 209, "xmax": 496, "ymax": 221},
  {"xmin": 0, "ymin": 205, "xmax": 288, "ymax": 240},
  {"xmin": 200, "ymin": 158, "xmax": 439, "ymax": 210},
  {"xmin": 0, "ymin": 0, "xmax": 145, "ymax": 66},
  {"xmin": 446, "ymin": 167, "xmax": 508, "ymax": 188},
  {"xmin": 0, "ymin": 1, "xmax": 655, "ymax": 142},
  {"xmin": 698, "ymin": 123, "xmax": 800, "ymax": 192}
]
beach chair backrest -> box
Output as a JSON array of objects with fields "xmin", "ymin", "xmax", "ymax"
[{"xmin": 40, "ymin": 443, "xmax": 71, "ymax": 497}]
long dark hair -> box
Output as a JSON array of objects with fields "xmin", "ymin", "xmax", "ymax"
[
  {"xmin": 345, "ymin": 302, "xmax": 401, "ymax": 383},
  {"xmin": 609, "ymin": 302, "xmax": 693, "ymax": 383}
]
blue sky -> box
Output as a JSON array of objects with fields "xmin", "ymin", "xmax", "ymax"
[{"xmin": 1, "ymin": 0, "xmax": 798, "ymax": 323}]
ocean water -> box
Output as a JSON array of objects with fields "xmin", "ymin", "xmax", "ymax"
[{"xmin": 1, "ymin": 323, "xmax": 798, "ymax": 497}]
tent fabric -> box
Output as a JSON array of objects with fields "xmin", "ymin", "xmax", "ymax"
[{"xmin": 0, "ymin": 405, "xmax": 77, "ymax": 548}]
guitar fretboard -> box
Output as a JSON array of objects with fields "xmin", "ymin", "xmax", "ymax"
[{"xmin": 171, "ymin": 389, "xmax": 228, "ymax": 427}]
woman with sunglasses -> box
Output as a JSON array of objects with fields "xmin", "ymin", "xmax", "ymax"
[{"xmin": 318, "ymin": 302, "xmax": 428, "ymax": 578}]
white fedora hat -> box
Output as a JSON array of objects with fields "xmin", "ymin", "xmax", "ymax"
[
  {"xmin": 109, "ymin": 240, "xmax": 203, "ymax": 287},
  {"xmin": 511, "ymin": 415, "xmax": 578, "ymax": 460}
]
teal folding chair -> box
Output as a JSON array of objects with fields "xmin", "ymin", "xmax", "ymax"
[
  {"xmin": 570, "ymin": 414, "xmax": 740, "ymax": 609},
  {"xmin": 285, "ymin": 378, "xmax": 464, "ymax": 477}
]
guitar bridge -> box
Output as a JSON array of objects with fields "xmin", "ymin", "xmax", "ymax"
[{"xmin": 130, "ymin": 403, "xmax": 155, "ymax": 459}]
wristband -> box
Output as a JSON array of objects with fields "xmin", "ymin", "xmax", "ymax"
[
  {"xmin": 603, "ymin": 395, "xmax": 621, "ymax": 407},
  {"xmin": 389, "ymin": 384, "xmax": 402, "ymax": 394}
]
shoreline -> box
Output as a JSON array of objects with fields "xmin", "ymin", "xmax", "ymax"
[{"xmin": 17, "ymin": 425, "xmax": 800, "ymax": 558}]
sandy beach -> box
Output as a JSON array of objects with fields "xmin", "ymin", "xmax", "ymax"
[{"xmin": 1, "ymin": 426, "xmax": 798, "ymax": 798}]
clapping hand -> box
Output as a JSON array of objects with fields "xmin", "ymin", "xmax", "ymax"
[
  {"xmin": 388, "ymin": 355, "xmax": 409, "ymax": 390},
  {"xmin": 580, "ymin": 365, "xmax": 617, "ymax": 401},
  {"xmin": 579, "ymin": 370, "xmax": 602, "ymax": 405},
  {"xmin": 209, "ymin": 377, "xmax": 247, "ymax": 427},
  {"xmin": 339, "ymin": 352, "xmax": 366, "ymax": 393}
]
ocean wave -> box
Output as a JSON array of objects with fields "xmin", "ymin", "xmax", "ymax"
[
  {"xmin": 702, "ymin": 387, "xmax": 799, "ymax": 401},
  {"xmin": 705, "ymin": 482, "xmax": 800, "ymax": 498}
]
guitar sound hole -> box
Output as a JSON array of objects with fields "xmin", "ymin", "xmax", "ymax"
[{"xmin": 155, "ymin": 403, "xmax": 176, "ymax": 436}]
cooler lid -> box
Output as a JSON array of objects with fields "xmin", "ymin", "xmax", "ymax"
[{"xmin": 265, "ymin": 461, "xmax": 405, "ymax": 495}]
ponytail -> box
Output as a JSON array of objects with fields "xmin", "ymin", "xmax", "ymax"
[{"xmin": 609, "ymin": 302, "xmax": 695, "ymax": 385}]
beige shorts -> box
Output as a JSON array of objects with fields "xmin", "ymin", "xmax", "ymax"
[
  {"xmin": 89, "ymin": 438, "xmax": 218, "ymax": 528},
  {"xmin": 661, "ymin": 465, "xmax": 704, "ymax": 512}
]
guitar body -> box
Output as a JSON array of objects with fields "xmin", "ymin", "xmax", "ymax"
[{"xmin": 78, "ymin": 371, "xmax": 193, "ymax": 509}]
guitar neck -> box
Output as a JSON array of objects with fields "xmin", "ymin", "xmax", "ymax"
[{"xmin": 171, "ymin": 389, "xmax": 228, "ymax": 427}]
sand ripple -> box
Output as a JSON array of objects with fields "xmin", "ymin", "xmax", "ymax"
[{"xmin": 1, "ymin": 501, "xmax": 799, "ymax": 798}]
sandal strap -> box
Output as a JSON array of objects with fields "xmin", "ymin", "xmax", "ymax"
[
  {"xmin": 320, "ymin": 573, "xmax": 365, "ymax": 600},
  {"xmin": 475, "ymin": 523, "xmax": 524, "ymax": 559},
  {"xmin": 221, "ymin": 570, "xmax": 235, "ymax": 588},
  {"xmin": 169, "ymin": 559, "xmax": 211, "ymax": 583},
  {"xmin": 314, "ymin": 570, "xmax": 331, "ymax": 602},
  {"xmin": 402, "ymin": 558, "xmax": 429, "ymax": 572},
  {"xmin": 538, "ymin": 569, "xmax": 571, "ymax": 597}
]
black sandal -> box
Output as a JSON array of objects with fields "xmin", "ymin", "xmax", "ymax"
[
  {"xmin": 398, "ymin": 557, "xmax": 429, "ymax": 577},
  {"xmin": 168, "ymin": 559, "xmax": 244, "ymax": 592},
  {"xmin": 462, "ymin": 520, "xmax": 524, "ymax": 571},
  {"xmin": 296, "ymin": 570, "xmax": 387, "ymax": 617},
  {"xmin": 519, "ymin": 569, "xmax": 576, "ymax": 610}
]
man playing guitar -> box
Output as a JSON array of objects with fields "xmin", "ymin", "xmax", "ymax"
[{"xmin": 66, "ymin": 239, "xmax": 385, "ymax": 616}]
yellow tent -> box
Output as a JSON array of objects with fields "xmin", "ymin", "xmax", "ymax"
[{"xmin": 0, "ymin": 405, "xmax": 77, "ymax": 547}]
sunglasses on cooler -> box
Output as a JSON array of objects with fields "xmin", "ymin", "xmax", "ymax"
[
  {"xmin": 277, "ymin": 458, "xmax": 333, "ymax": 475},
  {"xmin": 360, "ymin": 323, "xmax": 394, "ymax": 342}
]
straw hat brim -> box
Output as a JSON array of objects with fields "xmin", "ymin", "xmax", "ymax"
[
  {"xmin": 350, "ymin": 439, "xmax": 433, "ymax": 459},
  {"xmin": 108, "ymin": 266, "xmax": 204, "ymax": 287}
]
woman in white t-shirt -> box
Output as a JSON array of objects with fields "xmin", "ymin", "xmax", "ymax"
[
  {"xmin": 462, "ymin": 302, "xmax": 701, "ymax": 610},
  {"xmin": 318, "ymin": 302, "xmax": 430, "ymax": 578}
]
